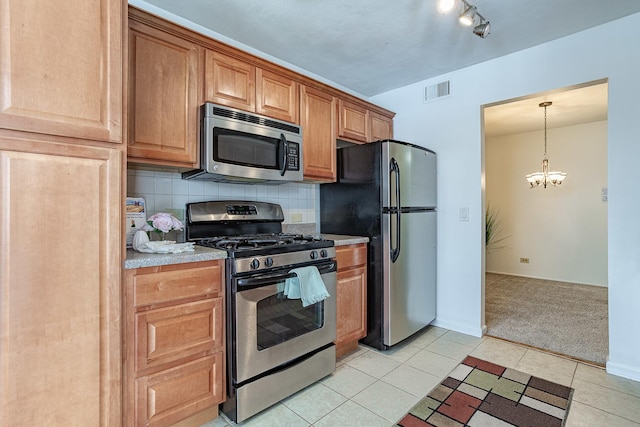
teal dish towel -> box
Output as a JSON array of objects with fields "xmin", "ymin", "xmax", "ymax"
[{"xmin": 282, "ymin": 266, "xmax": 329, "ymax": 307}]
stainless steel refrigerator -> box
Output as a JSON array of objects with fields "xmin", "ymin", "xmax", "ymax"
[{"xmin": 321, "ymin": 140, "xmax": 436, "ymax": 350}]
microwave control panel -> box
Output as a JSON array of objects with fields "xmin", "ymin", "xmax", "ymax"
[{"xmin": 287, "ymin": 142, "xmax": 300, "ymax": 171}]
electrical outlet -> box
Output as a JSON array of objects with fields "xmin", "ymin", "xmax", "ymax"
[
  {"xmin": 520, "ymin": 257, "xmax": 530, "ymax": 264},
  {"xmin": 291, "ymin": 212, "xmax": 303, "ymax": 223}
]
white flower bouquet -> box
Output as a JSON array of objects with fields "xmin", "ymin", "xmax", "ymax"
[
  {"xmin": 142, "ymin": 212, "xmax": 184, "ymax": 235},
  {"xmin": 133, "ymin": 212, "xmax": 194, "ymax": 253}
]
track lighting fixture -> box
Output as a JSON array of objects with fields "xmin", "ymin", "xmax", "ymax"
[
  {"xmin": 437, "ymin": 0, "xmax": 491, "ymax": 38},
  {"xmin": 473, "ymin": 19, "xmax": 491, "ymax": 38},
  {"xmin": 459, "ymin": 4, "xmax": 477, "ymax": 26},
  {"xmin": 437, "ymin": 0, "xmax": 455, "ymax": 13}
]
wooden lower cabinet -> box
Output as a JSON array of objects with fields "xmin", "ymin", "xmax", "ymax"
[
  {"xmin": 335, "ymin": 243, "xmax": 368, "ymax": 358},
  {"xmin": 124, "ymin": 260, "xmax": 226, "ymax": 427},
  {"xmin": 135, "ymin": 354, "xmax": 224, "ymax": 427},
  {"xmin": 0, "ymin": 135, "xmax": 122, "ymax": 426}
]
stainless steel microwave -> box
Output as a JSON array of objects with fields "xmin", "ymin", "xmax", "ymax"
[{"xmin": 182, "ymin": 103, "xmax": 303, "ymax": 183}]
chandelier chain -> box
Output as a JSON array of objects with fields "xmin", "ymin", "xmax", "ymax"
[{"xmin": 543, "ymin": 104, "xmax": 548, "ymax": 156}]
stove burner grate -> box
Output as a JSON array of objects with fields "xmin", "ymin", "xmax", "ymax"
[{"xmin": 197, "ymin": 233, "xmax": 326, "ymax": 251}]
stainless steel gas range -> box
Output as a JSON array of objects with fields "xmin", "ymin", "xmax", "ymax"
[{"xmin": 186, "ymin": 201, "xmax": 337, "ymax": 423}]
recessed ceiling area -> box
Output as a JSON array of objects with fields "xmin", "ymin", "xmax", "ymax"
[
  {"xmin": 483, "ymin": 82, "xmax": 608, "ymax": 138},
  {"xmin": 133, "ymin": 0, "xmax": 640, "ymax": 97}
]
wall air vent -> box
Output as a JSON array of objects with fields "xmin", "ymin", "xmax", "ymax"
[{"xmin": 424, "ymin": 80, "xmax": 451, "ymax": 103}]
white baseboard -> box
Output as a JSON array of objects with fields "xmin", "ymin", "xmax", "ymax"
[
  {"xmin": 432, "ymin": 317, "xmax": 483, "ymax": 338},
  {"xmin": 485, "ymin": 270, "xmax": 607, "ymax": 288},
  {"xmin": 606, "ymin": 359, "xmax": 640, "ymax": 382}
]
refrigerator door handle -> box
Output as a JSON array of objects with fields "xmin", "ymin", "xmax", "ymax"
[{"xmin": 390, "ymin": 158, "xmax": 401, "ymax": 262}]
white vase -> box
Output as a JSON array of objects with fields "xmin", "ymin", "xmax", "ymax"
[{"xmin": 132, "ymin": 229, "xmax": 150, "ymax": 251}]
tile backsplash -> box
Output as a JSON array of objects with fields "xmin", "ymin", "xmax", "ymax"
[{"xmin": 127, "ymin": 168, "xmax": 320, "ymax": 231}]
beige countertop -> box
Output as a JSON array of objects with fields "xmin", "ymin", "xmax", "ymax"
[
  {"xmin": 124, "ymin": 246, "xmax": 227, "ymax": 269},
  {"xmin": 322, "ymin": 234, "xmax": 369, "ymax": 246},
  {"xmin": 124, "ymin": 234, "xmax": 368, "ymax": 269}
]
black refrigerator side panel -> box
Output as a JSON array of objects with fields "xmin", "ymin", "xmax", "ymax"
[
  {"xmin": 320, "ymin": 143, "xmax": 382, "ymax": 237},
  {"xmin": 320, "ymin": 142, "xmax": 386, "ymax": 349}
]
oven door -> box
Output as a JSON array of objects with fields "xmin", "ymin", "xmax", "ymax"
[{"xmin": 233, "ymin": 261, "xmax": 336, "ymax": 384}]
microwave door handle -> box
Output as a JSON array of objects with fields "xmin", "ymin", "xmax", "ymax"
[{"xmin": 279, "ymin": 133, "xmax": 288, "ymax": 176}]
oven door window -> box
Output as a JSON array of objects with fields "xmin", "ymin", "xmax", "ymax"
[
  {"xmin": 214, "ymin": 128, "xmax": 278, "ymax": 169},
  {"xmin": 256, "ymin": 284, "xmax": 324, "ymax": 351}
]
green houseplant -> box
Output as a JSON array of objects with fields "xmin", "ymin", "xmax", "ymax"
[{"xmin": 485, "ymin": 204, "xmax": 508, "ymax": 251}]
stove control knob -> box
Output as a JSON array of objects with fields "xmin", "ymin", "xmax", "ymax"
[
  {"xmin": 265, "ymin": 257, "xmax": 274, "ymax": 267},
  {"xmin": 310, "ymin": 250, "xmax": 318, "ymax": 260},
  {"xmin": 250, "ymin": 258, "xmax": 260, "ymax": 270},
  {"xmin": 320, "ymin": 249, "xmax": 328, "ymax": 258}
]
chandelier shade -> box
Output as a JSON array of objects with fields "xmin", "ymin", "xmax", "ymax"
[{"xmin": 526, "ymin": 102, "xmax": 567, "ymax": 189}]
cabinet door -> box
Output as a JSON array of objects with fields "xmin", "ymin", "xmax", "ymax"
[
  {"xmin": 338, "ymin": 99, "xmax": 369, "ymax": 143},
  {"xmin": 336, "ymin": 266, "xmax": 368, "ymax": 346},
  {"xmin": 135, "ymin": 298, "xmax": 224, "ymax": 372},
  {"xmin": 136, "ymin": 354, "xmax": 225, "ymax": 427},
  {"xmin": 205, "ymin": 50, "xmax": 256, "ymax": 112},
  {"xmin": 370, "ymin": 111, "xmax": 394, "ymax": 141},
  {"xmin": 256, "ymin": 69, "xmax": 299, "ymax": 123},
  {"xmin": 0, "ymin": 136, "xmax": 122, "ymax": 426},
  {"xmin": 128, "ymin": 21, "xmax": 199, "ymax": 167},
  {"xmin": 300, "ymin": 86, "xmax": 336, "ymax": 181},
  {"xmin": 0, "ymin": 0, "xmax": 122, "ymax": 143}
]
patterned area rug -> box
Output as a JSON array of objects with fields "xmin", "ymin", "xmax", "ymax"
[{"xmin": 397, "ymin": 356, "xmax": 574, "ymax": 427}]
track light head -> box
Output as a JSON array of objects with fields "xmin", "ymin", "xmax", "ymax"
[
  {"xmin": 473, "ymin": 20, "xmax": 491, "ymax": 38},
  {"xmin": 459, "ymin": 4, "xmax": 477, "ymax": 26},
  {"xmin": 437, "ymin": 0, "xmax": 456, "ymax": 14}
]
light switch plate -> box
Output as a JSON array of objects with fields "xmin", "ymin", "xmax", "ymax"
[{"xmin": 460, "ymin": 207, "xmax": 469, "ymax": 222}]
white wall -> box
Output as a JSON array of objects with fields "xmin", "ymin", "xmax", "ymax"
[
  {"xmin": 485, "ymin": 121, "xmax": 608, "ymax": 286},
  {"xmin": 372, "ymin": 14, "xmax": 640, "ymax": 381}
]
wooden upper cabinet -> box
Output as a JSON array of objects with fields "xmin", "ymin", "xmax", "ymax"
[
  {"xmin": 300, "ymin": 85, "xmax": 336, "ymax": 182},
  {"xmin": 205, "ymin": 51, "xmax": 299, "ymax": 123},
  {"xmin": 337, "ymin": 99, "xmax": 370, "ymax": 143},
  {"xmin": 256, "ymin": 69, "xmax": 299, "ymax": 123},
  {"xmin": 0, "ymin": 0, "xmax": 122, "ymax": 143},
  {"xmin": 370, "ymin": 111, "xmax": 394, "ymax": 141},
  {"xmin": 128, "ymin": 19, "xmax": 200, "ymax": 167},
  {"xmin": 205, "ymin": 50, "xmax": 256, "ymax": 112}
]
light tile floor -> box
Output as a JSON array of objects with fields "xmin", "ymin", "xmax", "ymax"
[{"xmin": 202, "ymin": 327, "xmax": 640, "ymax": 427}]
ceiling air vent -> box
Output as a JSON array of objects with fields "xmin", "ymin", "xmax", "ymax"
[{"xmin": 424, "ymin": 80, "xmax": 451, "ymax": 103}]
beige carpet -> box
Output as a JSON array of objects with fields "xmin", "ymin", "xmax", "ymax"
[{"xmin": 485, "ymin": 273, "xmax": 608, "ymax": 365}]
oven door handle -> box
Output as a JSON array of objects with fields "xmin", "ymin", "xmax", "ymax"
[
  {"xmin": 236, "ymin": 262, "xmax": 336, "ymax": 288},
  {"xmin": 237, "ymin": 272, "xmax": 296, "ymax": 287}
]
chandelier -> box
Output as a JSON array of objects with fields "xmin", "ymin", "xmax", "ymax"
[{"xmin": 525, "ymin": 101, "xmax": 567, "ymax": 188}]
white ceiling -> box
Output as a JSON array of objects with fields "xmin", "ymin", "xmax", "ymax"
[
  {"xmin": 134, "ymin": 0, "xmax": 635, "ymax": 134},
  {"xmin": 483, "ymin": 81, "xmax": 608, "ymax": 137}
]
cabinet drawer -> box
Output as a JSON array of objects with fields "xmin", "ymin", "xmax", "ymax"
[
  {"xmin": 135, "ymin": 298, "xmax": 224, "ymax": 371},
  {"xmin": 336, "ymin": 244, "xmax": 368, "ymax": 270},
  {"xmin": 133, "ymin": 262, "xmax": 223, "ymax": 306},
  {"xmin": 135, "ymin": 353, "xmax": 225, "ymax": 427}
]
